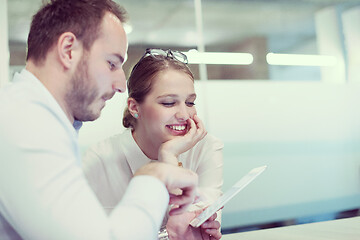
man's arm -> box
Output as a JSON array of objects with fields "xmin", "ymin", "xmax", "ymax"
[{"xmin": 0, "ymin": 103, "xmax": 197, "ymax": 240}]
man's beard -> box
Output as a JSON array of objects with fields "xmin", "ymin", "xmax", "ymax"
[{"xmin": 65, "ymin": 55, "xmax": 99, "ymax": 122}]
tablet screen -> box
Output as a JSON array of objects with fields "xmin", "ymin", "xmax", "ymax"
[{"xmin": 190, "ymin": 165, "xmax": 267, "ymax": 228}]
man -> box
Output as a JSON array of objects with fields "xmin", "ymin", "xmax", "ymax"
[{"xmin": 0, "ymin": 0, "xmax": 216, "ymax": 239}]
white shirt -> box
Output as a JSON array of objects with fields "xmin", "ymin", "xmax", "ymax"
[
  {"xmin": 82, "ymin": 128, "xmax": 224, "ymax": 213},
  {"xmin": 0, "ymin": 69, "xmax": 169, "ymax": 240}
]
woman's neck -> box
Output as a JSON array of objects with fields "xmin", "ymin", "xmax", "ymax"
[{"xmin": 131, "ymin": 129, "xmax": 160, "ymax": 160}]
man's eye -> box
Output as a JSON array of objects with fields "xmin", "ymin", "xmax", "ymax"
[
  {"xmin": 108, "ymin": 61, "xmax": 116, "ymax": 70},
  {"xmin": 186, "ymin": 102, "xmax": 195, "ymax": 107}
]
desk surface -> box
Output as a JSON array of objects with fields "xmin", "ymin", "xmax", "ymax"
[{"xmin": 222, "ymin": 216, "xmax": 360, "ymax": 240}]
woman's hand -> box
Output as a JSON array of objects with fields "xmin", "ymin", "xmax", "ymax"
[
  {"xmin": 166, "ymin": 209, "xmax": 221, "ymax": 240},
  {"xmin": 158, "ymin": 114, "xmax": 207, "ymax": 165},
  {"xmin": 198, "ymin": 211, "xmax": 222, "ymax": 240}
]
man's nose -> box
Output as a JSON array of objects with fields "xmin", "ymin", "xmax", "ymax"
[{"xmin": 112, "ymin": 70, "xmax": 126, "ymax": 93}]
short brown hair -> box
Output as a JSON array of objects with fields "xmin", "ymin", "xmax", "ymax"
[
  {"xmin": 26, "ymin": 0, "xmax": 127, "ymax": 64},
  {"xmin": 123, "ymin": 54, "xmax": 194, "ymax": 129}
]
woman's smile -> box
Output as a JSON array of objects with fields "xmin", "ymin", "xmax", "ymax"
[{"xmin": 166, "ymin": 124, "xmax": 188, "ymax": 135}]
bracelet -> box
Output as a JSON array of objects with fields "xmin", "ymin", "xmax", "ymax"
[{"xmin": 158, "ymin": 227, "xmax": 169, "ymax": 240}]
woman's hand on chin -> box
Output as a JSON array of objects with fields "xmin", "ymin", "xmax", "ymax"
[{"xmin": 158, "ymin": 115, "xmax": 207, "ymax": 165}]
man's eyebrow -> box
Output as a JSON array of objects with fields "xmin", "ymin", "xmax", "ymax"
[{"xmin": 113, "ymin": 53, "xmax": 125, "ymax": 64}]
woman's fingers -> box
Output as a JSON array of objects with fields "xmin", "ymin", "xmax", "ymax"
[
  {"xmin": 201, "ymin": 219, "xmax": 220, "ymax": 229},
  {"xmin": 204, "ymin": 229, "xmax": 222, "ymax": 240},
  {"xmin": 193, "ymin": 114, "xmax": 207, "ymax": 140},
  {"xmin": 185, "ymin": 115, "xmax": 207, "ymax": 144},
  {"xmin": 201, "ymin": 219, "xmax": 222, "ymax": 240},
  {"xmin": 185, "ymin": 117, "xmax": 197, "ymax": 136}
]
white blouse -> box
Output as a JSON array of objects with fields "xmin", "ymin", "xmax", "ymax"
[{"xmin": 82, "ymin": 128, "xmax": 224, "ymax": 213}]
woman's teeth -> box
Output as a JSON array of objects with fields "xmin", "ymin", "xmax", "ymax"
[{"xmin": 169, "ymin": 125, "xmax": 186, "ymax": 131}]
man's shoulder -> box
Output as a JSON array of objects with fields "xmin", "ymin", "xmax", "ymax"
[{"xmin": 0, "ymin": 74, "xmax": 44, "ymax": 109}]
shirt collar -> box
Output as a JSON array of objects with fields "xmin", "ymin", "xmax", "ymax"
[
  {"xmin": 121, "ymin": 129, "xmax": 152, "ymax": 175},
  {"xmin": 20, "ymin": 69, "xmax": 82, "ymax": 133}
]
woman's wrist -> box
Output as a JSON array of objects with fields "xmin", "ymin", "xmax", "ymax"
[{"xmin": 158, "ymin": 148, "xmax": 178, "ymax": 165}]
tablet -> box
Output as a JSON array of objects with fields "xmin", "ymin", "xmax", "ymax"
[{"xmin": 190, "ymin": 165, "xmax": 267, "ymax": 228}]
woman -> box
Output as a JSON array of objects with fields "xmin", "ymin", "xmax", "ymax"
[{"xmin": 83, "ymin": 49, "xmax": 223, "ymax": 240}]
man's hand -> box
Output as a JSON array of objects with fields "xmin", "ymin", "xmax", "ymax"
[
  {"xmin": 134, "ymin": 162, "xmax": 198, "ymax": 215},
  {"xmin": 158, "ymin": 115, "xmax": 207, "ymax": 165},
  {"xmin": 166, "ymin": 210, "xmax": 221, "ymax": 240}
]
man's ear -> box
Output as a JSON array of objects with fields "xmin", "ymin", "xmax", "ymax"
[
  {"xmin": 128, "ymin": 97, "xmax": 140, "ymax": 118},
  {"xmin": 57, "ymin": 32, "xmax": 82, "ymax": 69}
]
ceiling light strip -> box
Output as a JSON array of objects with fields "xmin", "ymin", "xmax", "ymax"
[
  {"xmin": 183, "ymin": 50, "xmax": 254, "ymax": 65},
  {"xmin": 266, "ymin": 53, "xmax": 338, "ymax": 66}
]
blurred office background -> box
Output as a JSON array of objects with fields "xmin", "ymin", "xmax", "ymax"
[{"xmin": 2, "ymin": 0, "xmax": 360, "ymax": 234}]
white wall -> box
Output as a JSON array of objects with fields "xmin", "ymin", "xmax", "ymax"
[
  {"xmin": 79, "ymin": 80, "xmax": 360, "ymax": 229},
  {"xmin": 200, "ymin": 80, "xmax": 360, "ymax": 228},
  {"xmin": 0, "ymin": 0, "xmax": 9, "ymax": 87}
]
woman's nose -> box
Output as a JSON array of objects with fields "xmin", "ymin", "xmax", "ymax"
[{"xmin": 175, "ymin": 105, "xmax": 190, "ymax": 121}]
